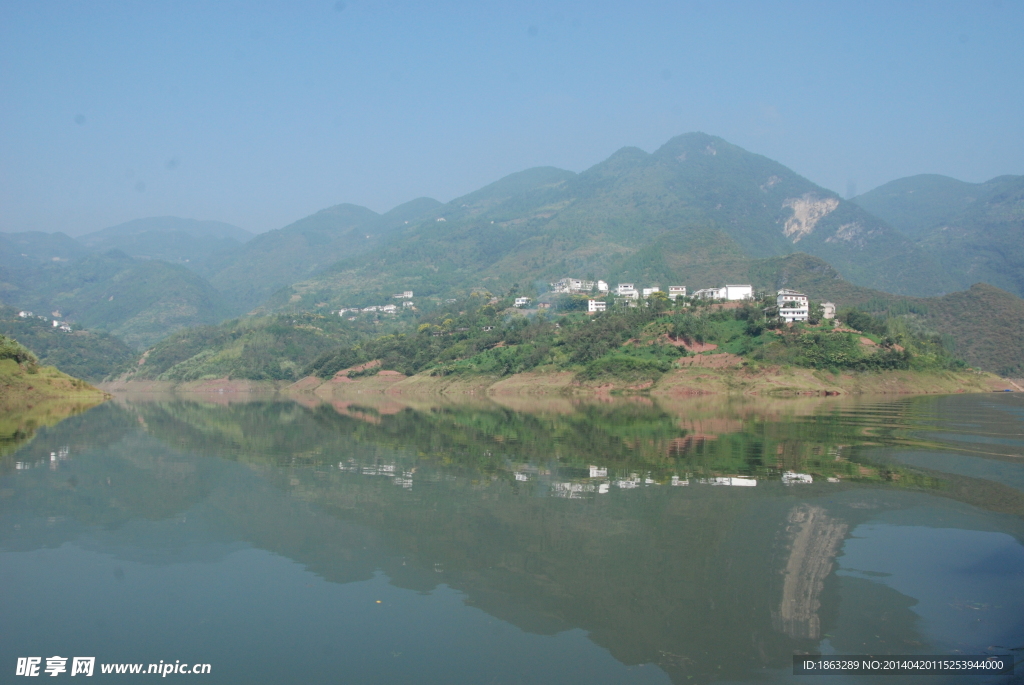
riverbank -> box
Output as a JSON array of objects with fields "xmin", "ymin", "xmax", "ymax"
[
  {"xmin": 0, "ymin": 359, "xmax": 109, "ymax": 414},
  {"xmin": 99, "ymin": 365, "xmax": 1015, "ymax": 401}
]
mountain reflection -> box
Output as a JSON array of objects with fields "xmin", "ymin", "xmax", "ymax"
[{"xmin": 2, "ymin": 393, "xmax": 1022, "ymax": 683}]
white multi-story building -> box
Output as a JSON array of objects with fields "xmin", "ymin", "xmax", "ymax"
[
  {"xmin": 777, "ymin": 289, "xmax": 809, "ymax": 322},
  {"xmin": 597, "ymin": 280, "xmax": 609, "ymax": 293},
  {"xmin": 821, "ymin": 301, "xmax": 836, "ymax": 320},
  {"xmin": 617, "ymin": 283, "xmax": 638, "ymax": 299},
  {"xmin": 514, "ymin": 297, "xmax": 532, "ymax": 308},
  {"xmin": 587, "ymin": 299, "xmax": 606, "ymax": 313},
  {"xmin": 392, "ymin": 291, "xmax": 414, "ymax": 299},
  {"xmin": 667, "ymin": 286, "xmax": 687, "ymax": 300},
  {"xmin": 642, "ymin": 286, "xmax": 660, "ymax": 298}
]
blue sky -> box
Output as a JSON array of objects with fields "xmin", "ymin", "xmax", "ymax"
[{"xmin": 1, "ymin": 0, "xmax": 1022, "ymax": 235}]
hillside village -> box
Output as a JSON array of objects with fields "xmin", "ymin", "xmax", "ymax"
[
  {"xmin": 525, "ymin": 277, "xmax": 837, "ymax": 324},
  {"xmin": 17, "ymin": 309, "xmax": 73, "ymax": 333},
  {"xmin": 329, "ymin": 276, "xmax": 838, "ymax": 326}
]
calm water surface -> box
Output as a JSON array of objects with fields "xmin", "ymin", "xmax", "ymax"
[{"xmin": 2, "ymin": 392, "xmax": 1023, "ymax": 684}]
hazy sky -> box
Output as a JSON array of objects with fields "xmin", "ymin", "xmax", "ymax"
[{"xmin": 2, "ymin": 1, "xmax": 1022, "ymax": 236}]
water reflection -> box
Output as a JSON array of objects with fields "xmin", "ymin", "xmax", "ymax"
[{"xmin": 1, "ymin": 392, "xmax": 1022, "ymax": 683}]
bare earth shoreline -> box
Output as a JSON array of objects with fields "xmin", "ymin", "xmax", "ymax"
[{"xmin": 98, "ymin": 366, "xmax": 1017, "ymax": 402}]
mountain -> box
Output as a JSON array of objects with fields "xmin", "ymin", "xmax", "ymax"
[
  {"xmin": 202, "ymin": 198, "xmax": 442, "ymax": 313},
  {"xmin": 853, "ymin": 175, "xmax": 1024, "ymax": 297},
  {"xmin": 76, "ymin": 216, "xmax": 253, "ymax": 270},
  {"xmin": 1, "ymin": 231, "xmax": 92, "ymax": 267},
  {"xmin": 0, "ymin": 305, "xmax": 136, "ymax": 381},
  {"xmin": 276, "ymin": 133, "xmax": 955, "ymax": 311},
  {"xmin": 0, "ymin": 248, "xmax": 230, "ymax": 349}
]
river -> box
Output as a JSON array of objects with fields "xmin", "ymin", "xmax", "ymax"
[{"xmin": 2, "ymin": 392, "xmax": 1022, "ymax": 683}]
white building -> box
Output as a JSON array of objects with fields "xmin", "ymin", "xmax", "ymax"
[
  {"xmin": 587, "ymin": 299, "xmax": 606, "ymax": 313},
  {"xmin": 667, "ymin": 286, "xmax": 687, "ymax": 301},
  {"xmin": 616, "ymin": 283, "xmax": 638, "ymax": 299},
  {"xmin": 692, "ymin": 287, "xmax": 725, "ymax": 300},
  {"xmin": 392, "ymin": 291, "xmax": 414, "ymax": 299},
  {"xmin": 514, "ymin": 297, "xmax": 532, "ymax": 308},
  {"xmin": 381, "ymin": 304, "xmax": 398, "ymax": 313},
  {"xmin": 642, "ymin": 286, "xmax": 660, "ymax": 298},
  {"xmin": 552, "ymin": 277, "xmax": 598, "ymax": 294},
  {"xmin": 597, "ymin": 280, "xmax": 609, "ymax": 293},
  {"xmin": 551, "ymin": 278, "xmax": 581, "ymax": 293},
  {"xmin": 777, "ymin": 289, "xmax": 809, "ymax": 322},
  {"xmin": 724, "ymin": 284, "xmax": 753, "ymax": 301},
  {"xmin": 821, "ymin": 301, "xmax": 836, "ymax": 320},
  {"xmin": 402, "ymin": 301, "xmax": 415, "ymax": 308},
  {"xmin": 693, "ymin": 284, "xmax": 753, "ymax": 301},
  {"xmin": 705, "ymin": 477, "xmax": 757, "ymax": 487}
]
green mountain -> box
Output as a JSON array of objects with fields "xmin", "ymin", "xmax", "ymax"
[
  {"xmin": 76, "ymin": 216, "xmax": 253, "ymax": 270},
  {"xmin": 202, "ymin": 197, "xmax": 443, "ymax": 313},
  {"xmin": 1, "ymin": 230, "xmax": 92, "ymax": 267},
  {"xmin": 0, "ymin": 248, "xmax": 230, "ymax": 349},
  {"xmin": 276, "ymin": 133, "xmax": 954, "ymax": 311},
  {"xmin": 853, "ymin": 174, "xmax": 1024, "ymax": 297},
  {"xmin": 0, "ymin": 305, "xmax": 136, "ymax": 381}
]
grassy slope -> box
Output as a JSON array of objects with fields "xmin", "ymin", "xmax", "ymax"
[{"xmin": 0, "ymin": 358, "xmax": 107, "ymax": 413}]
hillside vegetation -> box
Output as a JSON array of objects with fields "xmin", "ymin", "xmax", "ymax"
[
  {"xmin": 0, "ymin": 306, "xmax": 136, "ymax": 381},
  {"xmin": 277, "ymin": 133, "xmax": 955, "ymax": 314},
  {"xmin": 854, "ymin": 174, "xmax": 1024, "ymax": 297},
  {"xmin": 202, "ymin": 198, "xmax": 442, "ymax": 312},
  {"xmin": 3, "ymin": 133, "xmax": 1023, "ymax": 365},
  {"xmin": 76, "ymin": 216, "xmax": 252, "ymax": 270},
  {"xmin": 2, "ymin": 250, "xmax": 230, "ymax": 349},
  {"xmin": 301, "ymin": 293, "xmax": 966, "ymax": 388},
  {"xmin": 0, "ymin": 334, "xmax": 106, "ymax": 413},
  {"xmin": 122, "ymin": 310, "xmax": 420, "ymax": 382}
]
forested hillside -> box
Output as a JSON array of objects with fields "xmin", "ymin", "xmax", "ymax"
[
  {"xmin": 0, "ymin": 248, "xmax": 230, "ymax": 349},
  {"xmin": 76, "ymin": 216, "xmax": 252, "ymax": 270},
  {"xmin": 276, "ymin": 133, "xmax": 956, "ymax": 313},
  {"xmin": 3, "ymin": 133, "xmax": 1022, "ymax": 373},
  {"xmin": 0, "ymin": 306, "xmax": 136, "ymax": 381},
  {"xmin": 854, "ymin": 174, "xmax": 1024, "ymax": 297},
  {"xmin": 202, "ymin": 198, "xmax": 442, "ymax": 312}
]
